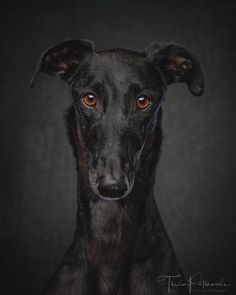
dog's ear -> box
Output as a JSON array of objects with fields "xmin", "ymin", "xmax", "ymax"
[
  {"xmin": 145, "ymin": 42, "xmax": 204, "ymax": 96},
  {"xmin": 30, "ymin": 39, "xmax": 94, "ymax": 87}
]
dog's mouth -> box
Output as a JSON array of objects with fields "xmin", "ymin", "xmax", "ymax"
[{"xmin": 88, "ymin": 169, "xmax": 135, "ymax": 201}]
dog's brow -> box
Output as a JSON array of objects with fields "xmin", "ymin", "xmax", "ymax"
[
  {"xmin": 89, "ymin": 81, "xmax": 105, "ymax": 93},
  {"xmin": 126, "ymin": 83, "xmax": 162, "ymax": 98},
  {"xmin": 126, "ymin": 83, "xmax": 144, "ymax": 95}
]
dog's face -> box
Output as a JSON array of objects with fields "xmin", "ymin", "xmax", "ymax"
[
  {"xmin": 70, "ymin": 51, "xmax": 164, "ymax": 200},
  {"xmin": 31, "ymin": 39, "xmax": 204, "ymax": 201}
]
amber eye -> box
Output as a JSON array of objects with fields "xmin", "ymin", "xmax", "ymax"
[
  {"xmin": 81, "ymin": 93, "xmax": 97, "ymax": 108},
  {"xmin": 136, "ymin": 96, "xmax": 151, "ymax": 110}
]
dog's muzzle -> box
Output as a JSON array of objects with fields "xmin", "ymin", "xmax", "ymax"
[
  {"xmin": 96, "ymin": 175, "xmax": 131, "ymax": 201},
  {"xmin": 89, "ymin": 159, "xmax": 134, "ymax": 201}
]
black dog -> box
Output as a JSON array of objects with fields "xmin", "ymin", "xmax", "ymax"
[{"xmin": 31, "ymin": 39, "xmax": 204, "ymax": 295}]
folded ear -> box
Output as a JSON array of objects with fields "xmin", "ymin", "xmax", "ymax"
[
  {"xmin": 145, "ymin": 42, "xmax": 204, "ymax": 96},
  {"xmin": 30, "ymin": 39, "xmax": 94, "ymax": 87}
]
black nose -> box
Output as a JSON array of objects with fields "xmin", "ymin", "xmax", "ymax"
[{"xmin": 97, "ymin": 176, "xmax": 128, "ymax": 200}]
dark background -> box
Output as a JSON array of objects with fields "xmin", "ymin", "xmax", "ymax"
[{"xmin": 0, "ymin": 1, "xmax": 235, "ymax": 294}]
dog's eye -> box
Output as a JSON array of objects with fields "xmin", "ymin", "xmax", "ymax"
[
  {"xmin": 136, "ymin": 96, "xmax": 151, "ymax": 110},
  {"xmin": 81, "ymin": 93, "xmax": 97, "ymax": 108}
]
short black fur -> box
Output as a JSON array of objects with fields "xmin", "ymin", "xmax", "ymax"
[{"xmin": 31, "ymin": 38, "xmax": 204, "ymax": 295}]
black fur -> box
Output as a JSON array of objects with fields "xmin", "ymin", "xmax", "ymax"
[{"xmin": 31, "ymin": 39, "xmax": 204, "ymax": 295}]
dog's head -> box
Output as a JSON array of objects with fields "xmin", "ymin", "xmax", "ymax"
[{"xmin": 31, "ymin": 39, "xmax": 204, "ymax": 201}]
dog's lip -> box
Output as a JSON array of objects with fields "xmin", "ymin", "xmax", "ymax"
[
  {"xmin": 89, "ymin": 171, "xmax": 134, "ymax": 201},
  {"xmin": 96, "ymin": 176, "xmax": 132, "ymax": 201},
  {"xmin": 96, "ymin": 194, "xmax": 129, "ymax": 201}
]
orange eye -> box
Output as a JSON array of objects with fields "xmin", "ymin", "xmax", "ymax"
[
  {"xmin": 136, "ymin": 96, "xmax": 151, "ymax": 110},
  {"xmin": 82, "ymin": 93, "xmax": 97, "ymax": 108}
]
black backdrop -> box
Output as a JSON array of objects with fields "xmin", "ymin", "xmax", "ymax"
[{"xmin": 0, "ymin": 1, "xmax": 236, "ymax": 294}]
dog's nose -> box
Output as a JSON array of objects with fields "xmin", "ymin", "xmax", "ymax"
[{"xmin": 97, "ymin": 175, "xmax": 129, "ymax": 200}]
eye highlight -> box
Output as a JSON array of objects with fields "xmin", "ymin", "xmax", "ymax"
[
  {"xmin": 81, "ymin": 93, "xmax": 97, "ymax": 108},
  {"xmin": 136, "ymin": 96, "xmax": 151, "ymax": 110}
]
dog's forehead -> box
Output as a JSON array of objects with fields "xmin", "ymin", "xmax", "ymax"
[
  {"xmin": 73, "ymin": 49, "xmax": 164, "ymax": 92},
  {"xmin": 87, "ymin": 50, "xmax": 148, "ymax": 84}
]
